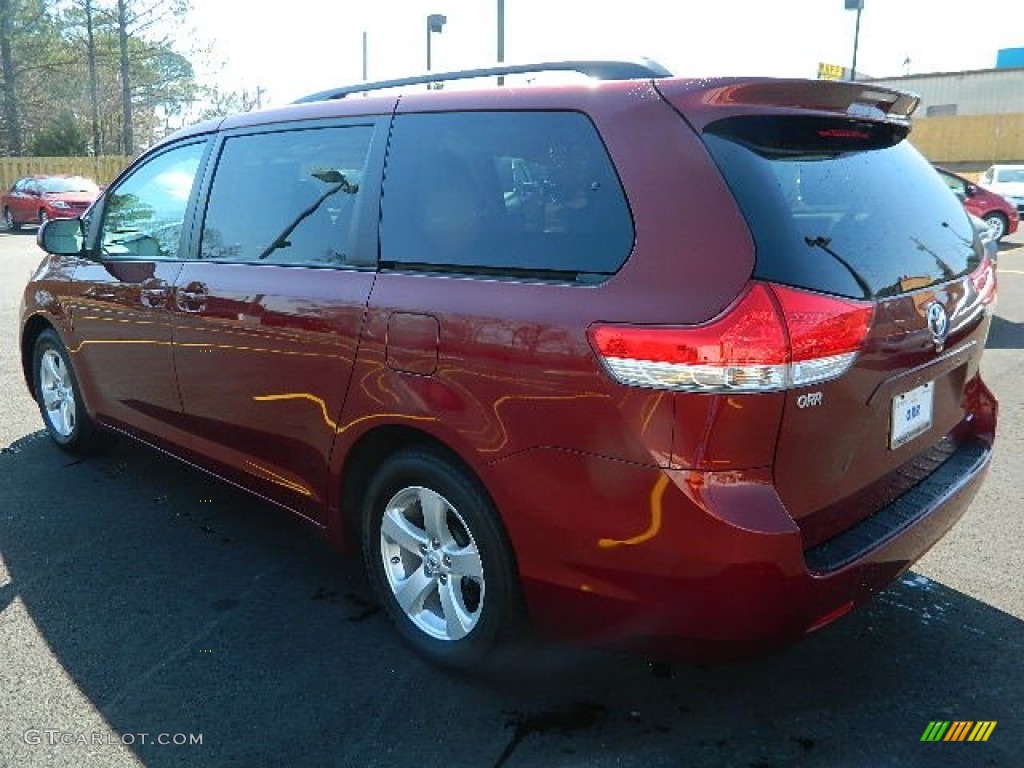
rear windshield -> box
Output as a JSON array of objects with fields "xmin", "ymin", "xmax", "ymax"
[{"xmin": 704, "ymin": 117, "xmax": 981, "ymax": 300}]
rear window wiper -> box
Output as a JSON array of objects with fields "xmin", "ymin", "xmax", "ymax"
[{"xmin": 803, "ymin": 234, "xmax": 873, "ymax": 298}]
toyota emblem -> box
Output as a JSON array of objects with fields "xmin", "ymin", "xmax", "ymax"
[{"xmin": 926, "ymin": 302, "xmax": 949, "ymax": 350}]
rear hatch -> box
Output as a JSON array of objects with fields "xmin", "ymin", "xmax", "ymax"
[{"xmin": 656, "ymin": 79, "xmax": 996, "ymax": 557}]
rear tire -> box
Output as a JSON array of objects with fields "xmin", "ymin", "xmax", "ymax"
[
  {"xmin": 32, "ymin": 329, "xmax": 110, "ymax": 454},
  {"xmin": 361, "ymin": 449, "xmax": 522, "ymax": 669}
]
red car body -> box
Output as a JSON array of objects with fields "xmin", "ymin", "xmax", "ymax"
[
  {"xmin": 19, "ymin": 67, "xmax": 997, "ymax": 664},
  {"xmin": 935, "ymin": 166, "xmax": 1019, "ymax": 241},
  {"xmin": 2, "ymin": 174, "xmax": 100, "ymax": 230}
]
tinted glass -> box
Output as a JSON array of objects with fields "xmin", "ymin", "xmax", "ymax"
[
  {"xmin": 198, "ymin": 126, "xmax": 373, "ymax": 266},
  {"xmin": 705, "ymin": 117, "xmax": 980, "ymax": 300},
  {"xmin": 101, "ymin": 142, "xmax": 205, "ymax": 259},
  {"xmin": 380, "ymin": 111, "xmax": 633, "ymax": 279}
]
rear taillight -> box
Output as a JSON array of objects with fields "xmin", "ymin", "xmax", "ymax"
[
  {"xmin": 971, "ymin": 258, "xmax": 996, "ymax": 307},
  {"xmin": 589, "ymin": 283, "xmax": 873, "ymax": 393}
]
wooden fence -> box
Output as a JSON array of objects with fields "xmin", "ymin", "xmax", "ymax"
[
  {"xmin": 911, "ymin": 113, "xmax": 1024, "ymax": 168},
  {"xmin": 0, "ymin": 156, "xmax": 131, "ymax": 191}
]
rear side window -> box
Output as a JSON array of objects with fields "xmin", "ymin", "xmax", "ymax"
[
  {"xmin": 380, "ymin": 111, "xmax": 633, "ymax": 280},
  {"xmin": 704, "ymin": 116, "xmax": 981, "ymax": 300},
  {"xmin": 198, "ymin": 125, "xmax": 373, "ymax": 266}
]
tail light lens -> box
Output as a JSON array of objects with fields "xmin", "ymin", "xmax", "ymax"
[
  {"xmin": 589, "ymin": 282, "xmax": 873, "ymax": 393},
  {"xmin": 970, "ymin": 257, "xmax": 996, "ymax": 307}
]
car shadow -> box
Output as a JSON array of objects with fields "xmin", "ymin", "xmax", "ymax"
[
  {"xmin": 987, "ymin": 315, "xmax": 1024, "ymax": 350},
  {"xmin": 1, "ymin": 434, "xmax": 1019, "ymax": 767}
]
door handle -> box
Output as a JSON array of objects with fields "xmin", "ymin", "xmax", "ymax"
[
  {"xmin": 175, "ymin": 282, "xmax": 208, "ymax": 313},
  {"xmin": 140, "ymin": 278, "xmax": 170, "ymax": 308}
]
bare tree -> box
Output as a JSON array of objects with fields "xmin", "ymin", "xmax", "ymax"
[
  {"xmin": 0, "ymin": 0, "xmax": 23, "ymax": 154},
  {"xmin": 116, "ymin": 0, "xmax": 131, "ymax": 153},
  {"xmin": 85, "ymin": 0, "xmax": 99, "ymax": 153}
]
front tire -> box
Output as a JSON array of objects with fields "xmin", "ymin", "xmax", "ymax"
[
  {"xmin": 983, "ymin": 212, "xmax": 1007, "ymax": 242},
  {"xmin": 32, "ymin": 329, "xmax": 109, "ymax": 454},
  {"xmin": 3, "ymin": 207, "xmax": 19, "ymax": 231},
  {"xmin": 362, "ymin": 449, "xmax": 522, "ymax": 669}
]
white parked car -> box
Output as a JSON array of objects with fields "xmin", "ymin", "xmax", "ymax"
[{"xmin": 980, "ymin": 164, "xmax": 1024, "ymax": 215}]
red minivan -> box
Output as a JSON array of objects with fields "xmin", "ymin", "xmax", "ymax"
[{"xmin": 20, "ymin": 61, "xmax": 997, "ymax": 668}]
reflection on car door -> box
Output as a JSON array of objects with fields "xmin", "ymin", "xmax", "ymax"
[
  {"xmin": 69, "ymin": 141, "xmax": 208, "ymax": 448},
  {"xmin": 169, "ymin": 122, "xmax": 383, "ymax": 521}
]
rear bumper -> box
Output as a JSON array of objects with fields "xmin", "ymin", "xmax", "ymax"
[{"xmin": 485, "ymin": 391, "xmax": 995, "ymax": 659}]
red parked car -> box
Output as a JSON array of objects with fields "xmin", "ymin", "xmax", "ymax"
[
  {"xmin": 2, "ymin": 174, "xmax": 100, "ymax": 230},
  {"xmin": 20, "ymin": 60, "xmax": 997, "ymax": 668},
  {"xmin": 935, "ymin": 166, "xmax": 1019, "ymax": 241}
]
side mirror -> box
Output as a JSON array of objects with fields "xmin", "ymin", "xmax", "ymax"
[
  {"xmin": 38, "ymin": 217, "xmax": 85, "ymax": 256},
  {"xmin": 965, "ymin": 183, "xmax": 978, "ymax": 197}
]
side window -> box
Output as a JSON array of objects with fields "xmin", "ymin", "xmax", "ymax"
[
  {"xmin": 100, "ymin": 141, "xmax": 205, "ymax": 259},
  {"xmin": 198, "ymin": 125, "xmax": 374, "ymax": 266},
  {"xmin": 380, "ymin": 111, "xmax": 634, "ymax": 278},
  {"xmin": 940, "ymin": 171, "xmax": 966, "ymax": 199}
]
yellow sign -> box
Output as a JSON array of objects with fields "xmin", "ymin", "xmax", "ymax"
[{"xmin": 817, "ymin": 62, "xmax": 847, "ymax": 81}]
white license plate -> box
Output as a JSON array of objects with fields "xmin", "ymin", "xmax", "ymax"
[{"xmin": 890, "ymin": 382, "xmax": 934, "ymax": 449}]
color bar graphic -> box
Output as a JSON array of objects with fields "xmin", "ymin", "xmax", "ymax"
[{"xmin": 921, "ymin": 721, "xmax": 996, "ymax": 742}]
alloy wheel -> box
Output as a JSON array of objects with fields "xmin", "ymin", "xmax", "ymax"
[
  {"xmin": 38, "ymin": 348, "xmax": 77, "ymax": 438},
  {"xmin": 379, "ymin": 485, "xmax": 485, "ymax": 641}
]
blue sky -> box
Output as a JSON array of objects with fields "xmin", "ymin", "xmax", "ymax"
[{"xmin": 185, "ymin": 0, "xmax": 1024, "ymax": 105}]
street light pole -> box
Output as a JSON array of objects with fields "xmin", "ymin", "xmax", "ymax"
[{"xmin": 427, "ymin": 13, "xmax": 446, "ymax": 74}]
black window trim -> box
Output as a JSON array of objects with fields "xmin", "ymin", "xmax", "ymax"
[
  {"xmin": 188, "ymin": 115, "xmax": 390, "ymax": 271},
  {"xmin": 86, "ymin": 136, "xmax": 215, "ymax": 263},
  {"xmin": 378, "ymin": 108, "xmax": 635, "ymax": 284}
]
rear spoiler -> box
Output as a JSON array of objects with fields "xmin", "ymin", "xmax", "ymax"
[{"xmin": 655, "ymin": 78, "xmax": 920, "ymax": 131}]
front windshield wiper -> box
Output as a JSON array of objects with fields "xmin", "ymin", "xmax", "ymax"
[{"xmin": 803, "ymin": 235, "xmax": 873, "ymax": 298}]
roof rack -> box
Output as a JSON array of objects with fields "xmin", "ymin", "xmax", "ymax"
[{"xmin": 293, "ymin": 58, "xmax": 673, "ymax": 103}]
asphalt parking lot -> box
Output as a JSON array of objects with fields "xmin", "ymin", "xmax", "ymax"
[{"xmin": 1, "ymin": 228, "xmax": 1022, "ymax": 767}]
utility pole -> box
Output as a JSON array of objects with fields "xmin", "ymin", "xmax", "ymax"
[
  {"xmin": 845, "ymin": 0, "xmax": 864, "ymax": 81},
  {"xmin": 362, "ymin": 31, "xmax": 368, "ymax": 81},
  {"xmin": 497, "ymin": 0, "xmax": 505, "ymax": 86}
]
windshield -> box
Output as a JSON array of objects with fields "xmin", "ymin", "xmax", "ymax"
[
  {"xmin": 704, "ymin": 117, "xmax": 981, "ymax": 300},
  {"xmin": 995, "ymin": 168, "xmax": 1024, "ymax": 184},
  {"xmin": 38, "ymin": 176, "xmax": 98, "ymax": 194}
]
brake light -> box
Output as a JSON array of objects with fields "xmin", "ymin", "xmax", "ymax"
[
  {"xmin": 589, "ymin": 283, "xmax": 873, "ymax": 393},
  {"xmin": 772, "ymin": 284, "xmax": 874, "ymax": 387}
]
